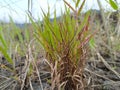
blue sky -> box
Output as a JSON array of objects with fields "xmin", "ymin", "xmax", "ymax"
[{"xmin": 0, "ymin": 0, "xmax": 119, "ymax": 23}]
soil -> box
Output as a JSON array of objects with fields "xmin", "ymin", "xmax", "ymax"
[
  {"xmin": 84, "ymin": 53, "xmax": 120, "ymax": 90},
  {"xmin": 0, "ymin": 52, "xmax": 120, "ymax": 90}
]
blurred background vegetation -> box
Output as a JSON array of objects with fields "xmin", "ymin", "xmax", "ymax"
[{"xmin": 0, "ymin": 0, "xmax": 120, "ymax": 90}]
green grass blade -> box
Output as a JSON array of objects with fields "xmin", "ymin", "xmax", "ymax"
[
  {"xmin": 25, "ymin": 29, "xmax": 30, "ymax": 42},
  {"xmin": 9, "ymin": 17, "xmax": 24, "ymax": 43},
  {"xmin": 72, "ymin": 10, "xmax": 91, "ymax": 43},
  {"xmin": 0, "ymin": 45, "xmax": 13, "ymax": 65},
  {"xmin": 76, "ymin": 0, "xmax": 81, "ymax": 7},
  {"xmin": 0, "ymin": 27, "xmax": 7, "ymax": 49},
  {"xmin": 78, "ymin": 0, "xmax": 86, "ymax": 15},
  {"xmin": 109, "ymin": 0, "xmax": 118, "ymax": 10},
  {"xmin": 89, "ymin": 38, "xmax": 95, "ymax": 49}
]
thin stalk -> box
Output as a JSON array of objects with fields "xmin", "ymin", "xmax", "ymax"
[{"xmin": 97, "ymin": 0, "xmax": 112, "ymax": 56}]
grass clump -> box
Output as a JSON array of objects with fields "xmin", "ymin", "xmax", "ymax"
[{"xmin": 29, "ymin": 0, "xmax": 94, "ymax": 89}]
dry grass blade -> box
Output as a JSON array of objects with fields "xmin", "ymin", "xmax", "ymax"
[
  {"xmin": 85, "ymin": 68, "xmax": 115, "ymax": 82},
  {"xmin": 0, "ymin": 79, "xmax": 15, "ymax": 90},
  {"xmin": 20, "ymin": 55, "xmax": 30, "ymax": 90},
  {"xmin": 97, "ymin": 52, "xmax": 120, "ymax": 79},
  {"xmin": 0, "ymin": 74, "xmax": 9, "ymax": 79},
  {"xmin": 31, "ymin": 52, "xmax": 44, "ymax": 90},
  {"xmin": 20, "ymin": 39, "xmax": 35, "ymax": 90},
  {"xmin": 19, "ymin": 38, "xmax": 44, "ymax": 90},
  {"xmin": 29, "ymin": 77, "xmax": 34, "ymax": 90},
  {"xmin": 91, "ymin": 81, "xmax": 120, "ymax": 88},
  {"xmin": 63, "ymin": 0, "xmax": 76, "ymax": 13}
]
